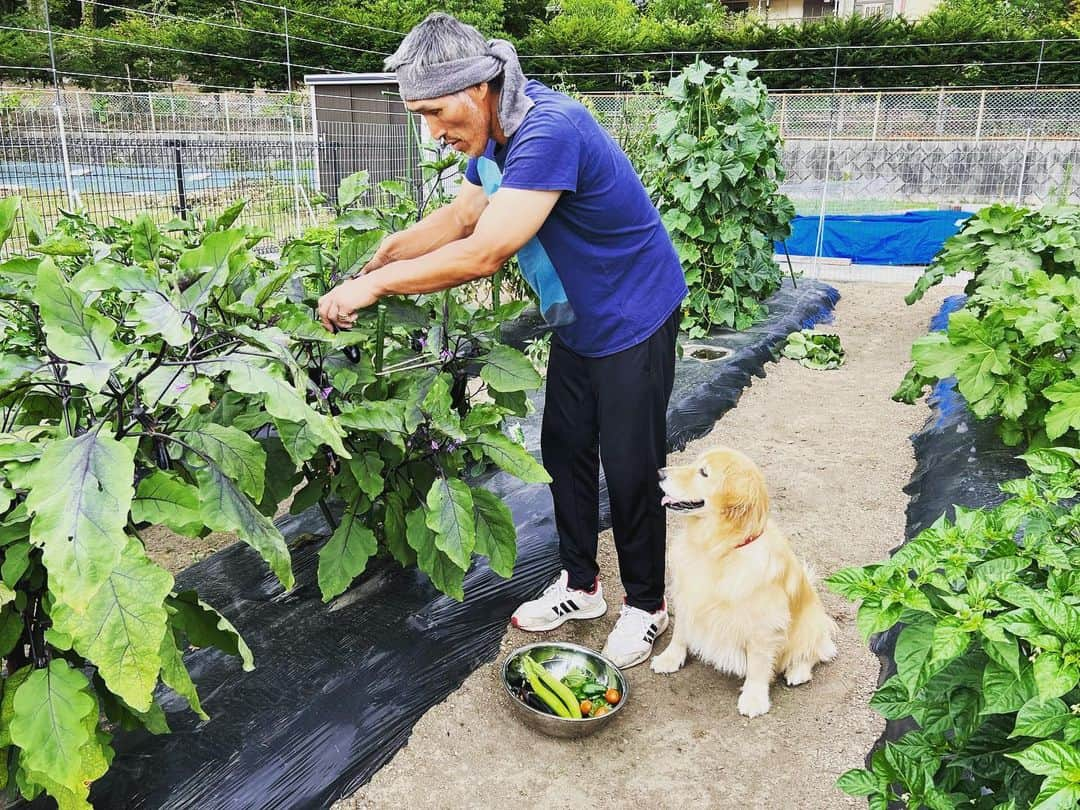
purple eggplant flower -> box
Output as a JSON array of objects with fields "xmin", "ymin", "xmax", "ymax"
[
  {"xmin": 430, "ymin": 439, "xmax": 440, "ymax": 450},
  {"xmin": 173, "ymin": 382, "xmax": 190, "ymax": 392},
  {"xmin": 321, "ymin": 386, "xmax": 333, "ymax": 399}
]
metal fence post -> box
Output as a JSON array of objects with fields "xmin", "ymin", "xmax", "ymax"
[
  {"xmin": 149, "ymin": 92, "xmax": 156, "ymax": 132},
  {"xmin": 974, "ymin": 89, "xmax": 986, "ymax": 143},
  {"xmin": 813, "ymin": 47, "xmax": 841, "ymax": 276},
  {"xmin": 871, "ymin": 91, "xmax": 882, "ymax": 143},
  {"xmin": 172, "ymin": 139, "xmax": 188, "ymax": 219},
  {"xmin": 282, "ymin": 4, "xmax": 303, "ymax": 235}
]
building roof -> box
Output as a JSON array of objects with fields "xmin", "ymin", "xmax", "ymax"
[{"xmin": 304, "ymin": 72, "xmax": 398, "ymax": 86}]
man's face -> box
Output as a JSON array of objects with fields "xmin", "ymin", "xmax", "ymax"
[{"xmin": 405, "ymin": 85, "xmax": 492, "ymax": 158}]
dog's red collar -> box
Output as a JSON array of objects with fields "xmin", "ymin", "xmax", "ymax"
[{"xmin": 734, "ymin": 532, "xmax": 763, "ymax": 550}]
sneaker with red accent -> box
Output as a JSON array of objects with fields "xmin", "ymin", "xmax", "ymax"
[
  {"xmin": 602, "ymin": 601, "xmax": 669, "ymax": 669},
  {"xmin": 510, "ymin": 570, "xmax": 608, "ymax": 632}
]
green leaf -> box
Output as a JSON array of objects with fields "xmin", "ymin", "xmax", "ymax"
[
  {"xmin": 191, "ymin": 459, "xmax": 293, "ymax": 591},
  {"xmin": 138, "ymin": 368, "xmax": 211, "ymax": 417},
  {"xmin": 426, "ymin": 476, "xmax": 476, "ymax": 571},
  {"xmin": 982, "ymin": 659, "xmax": 1038, "ymax": 715},
  {"xmin": 1008, "ymin": 740, "xmax": 1080, "ymax": 777},
  {"xmin": 0, "ymin": 196, "xmax": 20, "ymax": 250},
  {"xmin": 9, "ymin": 660, "xmax": 97, "ymax": 793},
  {"xmin": 168, "ymin": 590, "xmax": 253, "ymax": 670},
  {"xmin": 0, "ymin": 665, "xmax": 30, "ymax": 747},
  {"xmin": 406, "ymin": 507, "xmax": 464, "ymax": 601},
  {"xmin": 1012, "ymin": 697, "xmax": 1071, "ymax": 738},
  {"xmin": 1, "ymin": 539, "xmax": 31, "ymax": 587},
  {"xmin": 71, "ymin": 260, "xmax": 157, "ymax": 294},
  {"xmin": 1044, "ymin": 381, "xmax": 1080, "ymax": 441},
  {"xmin": 1029, "ymin": 775, "xmax": 1080, "ymax": 810},
  {"xmin": 895, "ymin": 621, "xmax": 934, "ymax": 694},
  {"xmin": 835, "ymin": 768, "xmax": 879, "ymax": 797},
  {"xmin": 480, "ymin": 345, "xmax": 541, "ymax": 393},
  {"xmin": 338, "ymin": 170, "xmax": 369, "ymax": 209},
  {"xmin": 1034, "ymin": 652, "xmax": 1080, "ymax": 701},
  {"xmin": 129, "ymin": 213, "xmax": 161, "ymax": 263},
  {"xmin": 48, "ymin": 537, "xmax": 173, "ymax": 712},
  {"xmin": 273, "ymin": 418, "xmax": 322, "ymax": 467},
  {"xmin": 472, "ymin": 431, "xmax": 551, "ymax": 484},
  {"xmin": 132, "ymin": 471, "xmax": 204, "ymax": 536},
  {"xmin": 35, "ymin": 259, "xmax": 125, "ymax": 391},
  {"xmin": 31, "ymin": 234, "xmax": 89, "ymax": 256},
  {"xmin": 472, "ymin": 488, "xmax": 517, "ymax": 578},
  {"xmin": 383, "ymin": 491, "xmax": 414, "ymax": 567},
  {"xmin": 133, "ymin": 291, "xmax": 191, "ymax": 347},
  {"xmin": 178, "ymin": 230, "xmax": 246, "ymax": 311},
  {"xmin": 422, "ymin": 373, "xmax": 466, "ymax": 440},
  {"xmin": 347, "ymin": 452, "xmax": 384, "ymax": 501},
  {"xmin": 26, "ymin": 431, "xmax": 134, "ymax": 611},
  {"xmin": 225, "ymin": 362, "xmax": 348, "ymax": 458},
  {"xmin": 931, "ymin": 620, "xmax": 972, "ymax": 667},
  {"xmin": 158, "ymin": 626, "xmax": 207, "ymax": 721},
  {"xmin": 179, "ymin": 422, "xmax": 266, "ymax": 503},
  {"xmin": 338, "ymin": 229, "xmax": 384, "ymax": 276},
  {"xmin": 824, "ymin": 566, "xmax": 875, "ymax": 599},
  {"xmin": 317, "ymin": 500, "xmax": 378, "ymax": 601}
]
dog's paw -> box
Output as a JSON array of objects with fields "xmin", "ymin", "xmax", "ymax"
[
  {"xmin": 785, "ymin": 664, "xmax": 813, "ymax": 686},
  {"xmin": 650, "ymin": 648, "xmax": 685, "ymax": 674},
  {"xmin": 737, "ymin": 688, "xmax": 771, "ymax": 718}
]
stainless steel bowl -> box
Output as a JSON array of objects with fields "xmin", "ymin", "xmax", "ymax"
[{"xmin": 501, "ymin": 642, "xmax": 629, "ymax": 739}]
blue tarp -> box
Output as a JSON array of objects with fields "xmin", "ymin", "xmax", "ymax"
[{"xmin": 779, "ymin": 209, "xmax": 973, "ymax": 266}]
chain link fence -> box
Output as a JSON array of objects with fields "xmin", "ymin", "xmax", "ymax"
[
  {"xmin": 588, "ymin": 87, "xmax": 1080, "ymax": 216},
  {"xmin": 1, "ymin": 83, "xmax": 1078, "ymax": 255}
]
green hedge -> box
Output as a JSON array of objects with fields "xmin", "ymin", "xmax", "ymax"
[{"xmin": 0, "ymin": 1, "xmax": 1077, "ymax": 92}]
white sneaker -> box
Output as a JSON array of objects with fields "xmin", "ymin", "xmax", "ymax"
[
  {"xmin": 511, "ymin": 570, "xmax": 608, "ymax": 632},
  {"xmin": 602, "ymin": 602, "xmax": 669, "ymax": 669}
]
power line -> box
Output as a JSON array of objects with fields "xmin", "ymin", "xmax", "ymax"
[{"xmin": 79, "ymin": 0, "xmax": 392, "ymax": 58}]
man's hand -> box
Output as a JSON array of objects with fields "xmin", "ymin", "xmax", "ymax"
[{"xmin": 317, "ymin": 275, "xmax": 380, "ymax": 331}]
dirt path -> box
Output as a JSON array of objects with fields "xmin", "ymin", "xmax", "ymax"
[{"xmin": 332, "ymin": 281, "xmax": 950, "ymax": 810}]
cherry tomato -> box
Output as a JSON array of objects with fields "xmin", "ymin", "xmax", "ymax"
[
  {"xmin": 593, "ymin": 705, "xmax": 610, "ymax": 716},
  {"xmin": 604, "ymin": 688, "xmax": 621, "ymax": 705},
  {"xmin": 580, "ymin": 700, "xmax": 592, "ymax": 715}
]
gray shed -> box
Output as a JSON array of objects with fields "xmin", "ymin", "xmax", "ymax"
[{"xmin": 304, "ymin": 72, "xmax": 422, "ymax": 203}]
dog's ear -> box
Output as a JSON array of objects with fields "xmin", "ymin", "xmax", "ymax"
[{"xmin": 721, "ymin": 467, "xmax": 769, "ymax": 536}]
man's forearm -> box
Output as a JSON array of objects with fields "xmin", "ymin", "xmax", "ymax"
[
  {"xmin": 380, "ymin": 203, "xmax": 474, "ymax": 262},
  {"xmin": 368, "ymin": 235, "xmax": 502, "ymax": 297}
]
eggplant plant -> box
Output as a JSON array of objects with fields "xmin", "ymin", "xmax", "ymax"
[{"xmin": 0, "ymin": 177, "xmax": 547, "ymax": 808}]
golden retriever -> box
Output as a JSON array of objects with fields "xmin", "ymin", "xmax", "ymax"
[{"xmin": 651, "ymin": 446, "xmax": 836, "ymax": 717}]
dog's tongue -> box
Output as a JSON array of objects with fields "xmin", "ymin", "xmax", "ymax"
[{"xmin": 661, "ymin": 495, "xmax": 672, "ymax": 506}]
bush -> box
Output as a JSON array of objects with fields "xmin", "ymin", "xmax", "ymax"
[
  {"xmin": 894, "ymin": 204, "xmax": 1080, "ymax": 449},
  {"xmin": 829, "ymin": 448, "xmax": 1080, "ymax": 809},
  {"xmin": 642, "ymin": 58, "xmax": 794, "ymax": 335},
  {"xmin": 0, "ymin": 176, "xmax": 547, "ymax": 806}
]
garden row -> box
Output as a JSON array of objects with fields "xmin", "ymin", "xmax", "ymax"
[{"xmin": 830, "ymin": 202, "xmax": 1080, "ymax": 809}]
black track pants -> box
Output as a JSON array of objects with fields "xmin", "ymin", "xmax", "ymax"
[{"xmin": 539, "ymin": 309, "xmax": 678, "ymax": 613}]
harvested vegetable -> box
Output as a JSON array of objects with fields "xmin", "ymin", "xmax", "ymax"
[{"xmin": 604, "ymin": 688, "xmax": 621, "ymax": 705}]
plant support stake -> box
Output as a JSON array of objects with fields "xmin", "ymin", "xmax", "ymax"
[{"xmin": 374, "ymin": 304, "xmax": 386, "ymax": 375}]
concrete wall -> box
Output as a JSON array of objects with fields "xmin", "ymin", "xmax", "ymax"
[{"xmin": 781, "ymin": 137, "xmax": 1080, "ymax": 208}]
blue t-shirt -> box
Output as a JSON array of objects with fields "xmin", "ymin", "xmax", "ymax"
[{"xmin": 465, "ymin": 81, "xmax": 687, "ymax": 358}]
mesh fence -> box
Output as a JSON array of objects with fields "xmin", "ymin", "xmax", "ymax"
[
  {"xmin": 587, "ymin": 87, "xmax": 1080, "ymax": 216},
  {"xmin": 1, "ymin": 82, "xmax": 1078, "ymax": 255}
]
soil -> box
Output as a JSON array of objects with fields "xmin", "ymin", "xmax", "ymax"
[{"xmin": 327, "ymin": 281, "xmax": 952, "ymax": 810}]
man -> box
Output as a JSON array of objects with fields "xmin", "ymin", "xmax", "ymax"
[{"xmin": 317, "ymin": 12, "xmax": 687, "ymax": 668}]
